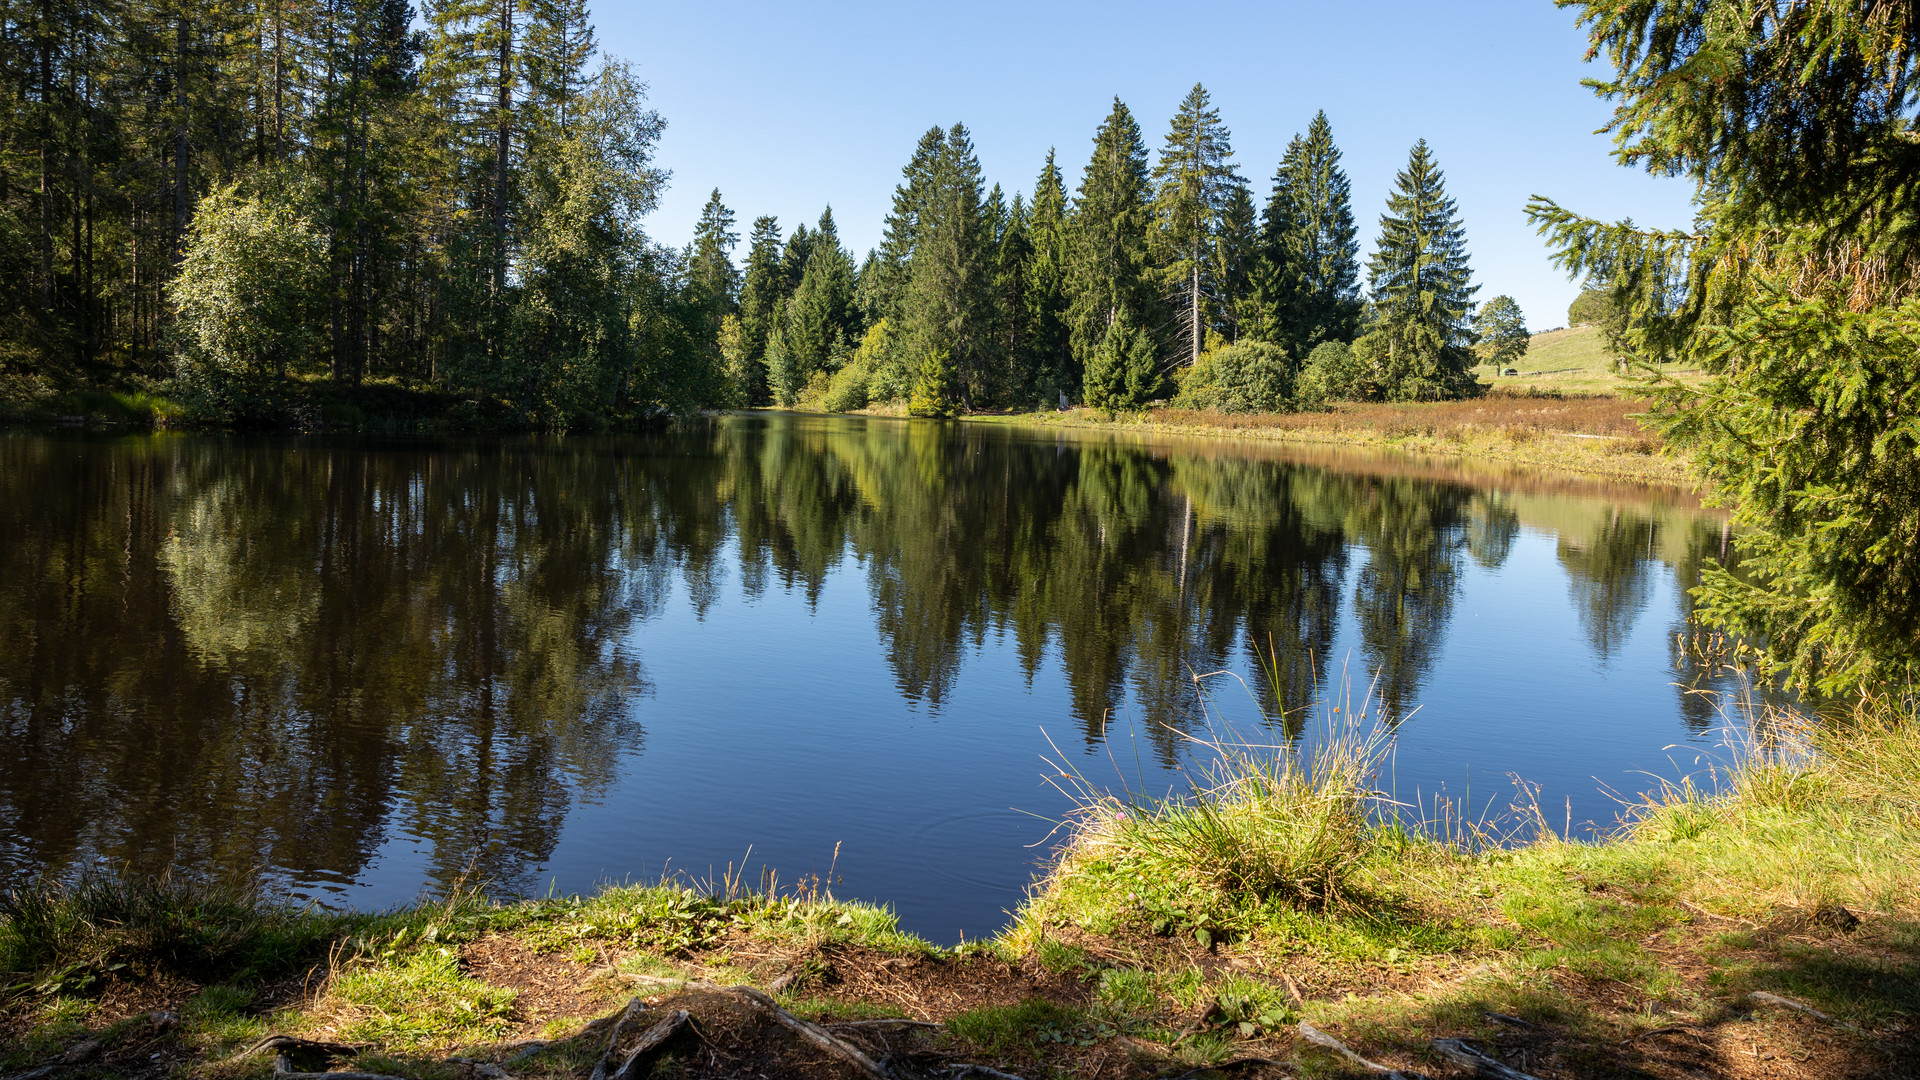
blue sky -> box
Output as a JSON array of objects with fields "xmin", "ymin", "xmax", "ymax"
[{"xmin": 598, "ymin": 0, "xmax": 1698, "ymax": 330}]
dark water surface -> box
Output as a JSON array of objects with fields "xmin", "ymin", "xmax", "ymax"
[{"xmin": 0, "ymin": 415, "xmax": 1760, "ymax": 940}]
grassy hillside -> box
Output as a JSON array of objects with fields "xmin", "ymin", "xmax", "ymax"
[{"xmin": 1475, "ymin": 324, "xmax": 1706, "ymax": 396}]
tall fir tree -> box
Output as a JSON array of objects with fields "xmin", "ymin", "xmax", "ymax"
[
  {"xmin": 1067, "ymin": 97, "xmax": 1153, "ymax": 393},
  {"xmin": 1213, "ymin": 179, "xmax": 1259, "ymax": 345},
  {"xmin": 1365, "ymin": 138, "xmax": 1478, "ymax": 400},
  {"xmin": 1024, "ymin": 149, "xmax": 1073, "ymax": 402},
  {"xmin": 872, "ymin": 126, "xmax": 946, "ymax": 325},
  {"xmin": 1284, "ymin": 111, "xmax": 1361, "ymax": 350},
  {"xmin": 992, "ymin": 191, "xmax": 1034, "ymax": 398},
  {"xmin": 779, "ymin": 205, "xmax": 859, "ymax": 400},
  {"xmin": 734, "ymin": 214, "xmax": 784, "ymax": 405},
  {"xmin": 902, "ymin": 122, "xmax": 993, "ymax": 407},
  {"xmin": 688, "ymin": 188, "xmax": 740, "ymax": 310},
  {"xmin": 1151, "ymin": 82, "xmax": 1239, "ymax": 366}
]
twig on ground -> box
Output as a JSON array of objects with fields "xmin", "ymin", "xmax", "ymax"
[
  {"xmin": 273, "ymin": 1054, "xmax": 408, "ymax": 1080},
  {"xmin": 1748, "ymin": 991, "xmax": 1862, "ymax": 1033},
  {"xmin": 1679, "ymin": 899, "xmax": 1760, "ymax": 929},
  {"xmin": 1619, "ymin": 1025, "xmax": 1691, "ymax": 1045},
  {"xmin": 1430, "ymin": 1038, "xmax": 1545, "ymax": 1080},
  {"xmin": 238, "ymin": 1035, "xmax": 358, "ymax": 1061},
  {"xmin": 1483, "ymin": 1012, "xmax": 1533, "ymax": 1029},
  {"xmin": 1295, "ymin": 1021, "xmax": 1423, "ymax": 1079},
  {"xmin": 1167, "ymin": 1058, "xmax": 1286, "ymax": 1079},
  {"xmin": 826, "ymin": 1018, "xmax": 942, "ymax": 1029},
  {"xmin": 731, "ymin": 985, "xmax": 891, "ymax": 1080},
  {"xmin": 944, "ymin": 1066, "xmax": 1029, "ymax": 1080}
]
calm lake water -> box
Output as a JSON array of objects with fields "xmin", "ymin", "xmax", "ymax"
[{"xmin": 0, "ymin": 415, "xmax": 1768, "ymax": 941}]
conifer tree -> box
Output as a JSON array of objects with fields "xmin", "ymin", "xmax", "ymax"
[
  {"xmin": 735, "ymin": 214, "xmax": 784, "ymax": 405},
  {"xmin": 992, "ymin": 192, "xmax": 1034, "ymax": 398},
  {"xmin": 902, "ymin": 123, "xmax": 993, "ymax": 408},
  {"xmin": 688, "ymin": 189, "xmax": 740, "ymax": 311},
  {"xmin": 524, "ymin": 0, "xmax": 596, "ymax": 136},
  {"xmin": 1067, "ymin": 98, "xmax": 1154, "ymax": 390},
  {"xmin": 1024, "ymin": 149, "xmax": 1073, "ymax": 402},
  {"xmin": 1253, "ymin": 135, "xmax": 1306, "ymax": 347},
  {"xmin": 871, "ymin": 126, "xmax": 947, "ymax": 325},
  {"xmin": 1151, "ymin": 82, "xmax": 1239, "ymax": 367},
  {"xmin": 1284, "ymin": 112, "xmax": 1361, "ymax": 349},
  {"xmin": 1214, "ymin": 179, "xmax": 1259, "ymax": 344},
  {"xmin": 1365, "ymin": 139, "xmax": 1478, "ymax": 400},
  {"xmin": 781, "ymin": 206, "xmax": 859, "ymax": 396}
]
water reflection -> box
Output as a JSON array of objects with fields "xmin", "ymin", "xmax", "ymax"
[{"xmin": 0, "ymin": 417, "xmax": 1757, "ymax": 927}]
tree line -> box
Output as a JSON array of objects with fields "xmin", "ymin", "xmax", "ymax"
[
  {"xmin": 2, "ymin": 0, "xmax": 1521, "ymax": 428},
  {"xmin": 0, "ymin": 0, "xmax": 722, "ymax": 427},
  {"xmin": 703, "ymin": 86, "xmax": 1506, "ymax": 418}
]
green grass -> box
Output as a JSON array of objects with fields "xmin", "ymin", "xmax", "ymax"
[{"xmin": 1476, "ymin": 324, "xmax": 1706, "ymax": 395}]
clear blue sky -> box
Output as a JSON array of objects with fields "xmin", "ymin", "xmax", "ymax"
[{"xmin": 597, "ymin": 0, "xmax": 1697, "ymax": 331}]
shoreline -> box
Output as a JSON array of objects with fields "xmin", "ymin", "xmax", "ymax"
[
  {"xmin": 4, "ymin": 703, "xmax": 1911, "ymax": 1079},
  {"xmin": 948, "ymin": 399, "xmax": 1696, "ymax": 490}
]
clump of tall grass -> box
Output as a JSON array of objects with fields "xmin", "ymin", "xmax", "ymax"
[
  {"xmin": 1018, "ymin": 666, "xmax": 1405, "ymax": 946},
  {"xmin": 0, "ymin": 872, "xmax": 339, "ymax": 995}
]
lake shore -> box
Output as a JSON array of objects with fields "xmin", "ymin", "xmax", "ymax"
[
  {"xmin": 5, "ymin": 704, "xmax": 1912, "ymax": 1080},
  {"xmin": 947, "ymin": 393, "xmax": 1697, "ymax": 490}
]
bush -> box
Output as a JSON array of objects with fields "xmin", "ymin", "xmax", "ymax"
[
  {"xmin": 1175, "ymin": 340, "xmax": 1294, "ymax": 414},
  {"xmin": 820, "ymin": 319, "xmax": 892, "ymax": 413},
  {"xmin": 1082, "ymin": 312, "xmax": 1163, "ymax": 413},
  {"xmin": 907, "ymin": 348, "xmax": 957, "ymax": 418},
  {"xmin": 1296, "ymin": 340, "xmax": 1372, "ymax": 406}
]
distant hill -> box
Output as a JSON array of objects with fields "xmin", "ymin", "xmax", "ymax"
[{"xmin": 1475, "ymin": 323, "xmax": 1703, "ymax": 396}]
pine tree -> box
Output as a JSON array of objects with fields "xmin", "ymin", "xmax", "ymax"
[
  {"xmin": 1253, "ymin": 134, "xmax": 1305, "ymax": 347},
  {"xmin": 1365, "ymin": 139, "xmax": 1477, "ymax": 400},
  {"xmin": 871, "ymin": 126, "xmax": 946, "ymax": 324},
  {"xmin": 1024, "ymin": 149, "xmax": 1073, "ymax": 403},
  {"xmin": 1067, "ymin": 98, "xmax": 1153, "ymax": 390},
  {"xmin": 1151, "ymin": 82, "xmax": 1239, "ymax": 367},
  {"xmin": 523, "ymin": 0, "xmax": 595, "ymax": 136}
]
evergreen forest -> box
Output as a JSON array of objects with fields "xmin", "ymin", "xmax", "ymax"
[{"xmin": 0, "ymin": 1, "xmax": 1483, "ymax": 428}]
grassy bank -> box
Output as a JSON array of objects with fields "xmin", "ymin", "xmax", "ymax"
[
  {"xmin": 960, "ymin": 390, "xmax": 1691, "ymax": 488},
  {"xmin": 4, "ymin": 689, "xmax": 1913, "ymax": 1079}
]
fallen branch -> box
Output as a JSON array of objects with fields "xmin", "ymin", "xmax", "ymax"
[
  {"xmin": 1618, "ymin": 1025, "xmax": 1690, "ymax": 1045},
  {"xmin": 1167, "ymin": 1058, "xmax": 1284, "ymax": 1079},
  {"xmin": 273, "ymin": 1055, "xmax": 409, "ymax": 1080},
  {"xmin": 1430, "ymin": 1038, "xmax": 1544, "ymax": 1080},
  {"xmin": 1748, "ymin": 991, "xmax": 1862, "ymax": 1033},
  {"xmin": 825, "ymin": 1019, "xmax": 942, "ymax": 1030},
  {"xmin": 610, "ymin": 1010, "xmax": 691, "ymax": 1080},
  {"xmin": 943, "ymin": 1066, "xmax": 1029, "ymax": 1080},
  {"xmin": 1482, "ymin": 1012, "xmax": 1533, "ymax": 1029},
  {"xmin": 731, "ymin": 985, "xmax": 891, "ymax": 1080},
  {"xmin": 1295, "ymin": 1021, "xmax": 1422, "ymax": 1079},
  {"xmin": 590, "ymin": 999, "xmax": 650, "ymax": 1080},
  {"xmin": 238, "ymin": 1035, "xmax": 358, "ymax": 1061},
  {"xmin": 615, "ymin": 972, "xmax": 726, "ymax": 993},
  {"xmin": 1679, "ymin": 899, "xmax": 1760, "ymax": 929},
  {"xmin": 0, "ymin": 1066, "xmax": 62, "ymax": 1080}
]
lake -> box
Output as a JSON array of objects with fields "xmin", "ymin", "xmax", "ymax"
[{"xmin": 0, "ymin": 414, "xmax": 1768, "ymax": 942}]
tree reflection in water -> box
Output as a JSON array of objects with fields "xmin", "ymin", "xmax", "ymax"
[{"xmin": 0, "ymin": 417, "xmax": 1758, "ymax": 903}]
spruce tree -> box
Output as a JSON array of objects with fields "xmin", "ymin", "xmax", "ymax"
[
  {"xmin": 1252, "ymin": 134, "xmax": 1305, "ymax": 347},
  {"xmin": 1214, "ymin": 179, "xmax": 1259, "ymax": 344},
  {"xmin": 688, "ymin": 189, "xmax": 740, "ymax": 312},
  {"xmin": 902, "ymin": 123, "xmax": 993, "ymax": 408},
  {"xmin": 1365, "ymin": 139, "xmax": 1478, "ymax": 400},
  {"xmin": 736, "ymin": 215, "xmax": 785, "ymax": 405},
  {"xmin": 1067, "ymin": 98, "xmax": 1154, "ymax": 391},
  {"xmin": 1285, "ymin": 112, "xmax": 1361, "ymax": 349},
  {"xmin": 872, "ymin": 126, "xmax": 947, "ymax": 325},
  {"xmin": 781, "ymin": 206, "xmax": 859, "ymax": 397},
  {"xmin": 993, "ymin": 192, "xmax": 1034, "ymax": 399},
  {"xmin": 1151, "ymin": 82, "xmax": 1239, "ymax": 367},
  {"xmin": 1024, "ymin": 149, "xmax": 1073, "ymax": 403}
]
